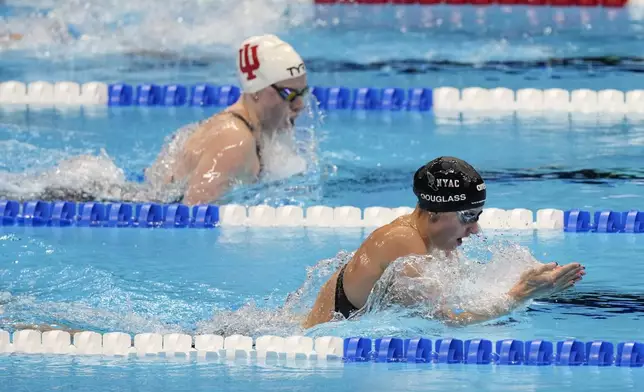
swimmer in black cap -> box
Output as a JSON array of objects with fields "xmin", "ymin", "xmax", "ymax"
[{"xmin": 303, "ymin": 156, "xmax": 585, "ymax": 328}]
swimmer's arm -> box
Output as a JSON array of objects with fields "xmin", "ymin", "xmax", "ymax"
[
  {"xmin": 433, "ymin": 295, "xmax": 523, "ymax": 327},
  {"xmin": 182, "ymin": 131, "xmax": 256, "ymax": 205}
]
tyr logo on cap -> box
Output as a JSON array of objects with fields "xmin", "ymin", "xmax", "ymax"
[
  {"xmin": 239, "ymin": 44, "xmax": 260, "ymax": 81},
  {"xmin": 286, "ymin": 63, "xmax": 305, "ymax": 77}
]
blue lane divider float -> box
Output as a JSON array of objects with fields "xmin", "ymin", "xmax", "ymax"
[
  {"xmin": 464, "ymin": 339, "xmax": 493, "ymax": 365},
  {"xmin": 525, "ymin": 340, "xmax": 553, "ymax": 366},
  {"xmin": 1, "ymin": 200, "xmax": 20, "ymax": 226},
  {"xmin": 404, "ymin": 338, "xmax": 432, "ymax": 363},
  {"xmin": 105, "ymin": 203, "xmax": 133, "ymax": 227},
  {"xmin": 344, "ymin": 337, "xmax": 372, "ymax": 362},
  {"xmin": 0, "ymin": 200, "xmax": 219, "ymax": 228},
  {"xmin": 77, "ymin": 202, "xmax": 105, "ymax": 227},
  {"xmin": 107, "ymin": 83, "xmax": 433, "ymax": 111},
  {"xmin": 556, "ymin": 340, "xmax": 585, "ymax": 366},
  {"xmin": 374, "ymin": 337, "xmax": 404, "ymax": 362},
  {"xmin": 342, "ymin": 337, "xmax": 643, "ymax": 367},
  {"xmin": 494, "ymin": 339, "xmax": 524, "ymax": 365},
  {"xmin": 163, "ymin": 85, "xmax": 187, "ymax": 106},
  {"xmin": 564, "ymin": 209, "xmax": 644, "ymax": 233},
  {"xmin": 18, "ymin": 200, "xmax": 51, "ymax": 226}
]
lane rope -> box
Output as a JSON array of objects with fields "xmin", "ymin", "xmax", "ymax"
[
  {"xmin": 1, "ymin": 329, "xmax": 642, "ymax": 367},
  {"xmin": 1, "ymin": 200, "xmax": 642, "ymax": 232},
  {"xmin": 2, "ymin": 81, "xmax": 644, "ymax": 114}
]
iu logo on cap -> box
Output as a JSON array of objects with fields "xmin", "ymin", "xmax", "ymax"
[{"xmin": 239, "ymin": 44, "xmax": 260, "ymax": 81}]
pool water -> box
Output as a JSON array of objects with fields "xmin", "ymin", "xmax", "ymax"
[
  {"xmin": 1, "ymin": 355, "xmax": 643, "ymax": 392},
  {"xmin": 1, "ymin": 108, "xmax": 643, "ymax": 210},
  {"xmin": 1, "ymin": 0, "xmax": 644, "ymax": 391},
  {"xmin": 1, "ymin": 226, "xmax": 643, "ymax": 339},
  {"xmin": 0, "ymin": 226, "xmax": 643, "ymax": 390}
]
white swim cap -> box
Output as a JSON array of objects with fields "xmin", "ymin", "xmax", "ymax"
[{"xmin": 237, "ymin": 34, "xmax": 306, "ymax": 94}]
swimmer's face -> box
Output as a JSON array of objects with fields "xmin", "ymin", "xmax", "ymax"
[
  {"xmin": 258, "ymin": 74, "xmax": 308, "ymax": 132},
  {"xmin": 425, "ymin": 210, "xmax": 481, "ymax": 251}
]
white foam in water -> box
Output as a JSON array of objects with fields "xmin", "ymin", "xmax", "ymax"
[
  {"xmin": 0, "ymin": 151, "xmax": 126, "ymax": 201},
  {"xmin": 358, "ymin": 236, "xmax": 543, "ymax": 325},
  {"xmin": 0, "ymin": 106, "xmax": 322, "ymax": 205},
  {"xmin": 191, "ymin": 234, "xmax": 547, "ymax": 341},
  {"xmin": 259, "ymin": 131, "xmax": 309, "ymax": 183},
  {"xmin": 0, "ymin": 233, "xmax": 566, "ymax": 354},
  {"xmin": 1, "ymin": 0, "xmax": 312, "ymax": 55}
]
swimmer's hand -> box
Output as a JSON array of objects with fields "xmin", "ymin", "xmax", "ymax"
[{"xmin": 508, "ymin": 262, "xmax": 585, "ymax": 302}]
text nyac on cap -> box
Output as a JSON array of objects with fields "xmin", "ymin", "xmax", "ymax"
[
  {"xmin": 237, "ymin": 34, "xmax": 306, "ymax": 94},
  {"xmin": 413, "ymin": 156, "xmax": 486, "ymax": 213}
]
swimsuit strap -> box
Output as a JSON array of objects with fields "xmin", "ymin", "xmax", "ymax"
[{"xmin": 224, "ymin": 111, "xmax": 262, "ymax": 169}]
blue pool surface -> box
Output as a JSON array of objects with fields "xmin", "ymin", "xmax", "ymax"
[
  {"xmin": 1, "ymin": 0, "xmax": 644, "ymax": 390},
  {"xmin": 1, "ymin": 355, "xmax": 643, "ymax": 392}
]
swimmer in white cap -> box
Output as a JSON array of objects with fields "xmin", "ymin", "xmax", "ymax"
[
  {"xmin": 303, "ymin": 157, "xmax": 585, "ymax": 328},
  {"xmin": 145, "ymin": 34, "xmax": 309, "ymax": 205}
]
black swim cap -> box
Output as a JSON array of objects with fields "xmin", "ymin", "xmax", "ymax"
[{"xmin": 413, "ymin": 156, "xmax": 486, "ymax": 212}]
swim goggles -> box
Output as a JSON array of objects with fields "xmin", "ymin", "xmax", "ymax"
[
  {"xmin": 457, "ymin": 208, "xmax": 483, "ymax": 224},
  {"xmin": 272, "ymin": 85, "xmax": 310, "ymax": 102}
]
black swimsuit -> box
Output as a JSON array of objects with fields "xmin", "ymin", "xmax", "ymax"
[{"xmin": 334, "ymin": 263, "xmax": 359, "ymax": 319}]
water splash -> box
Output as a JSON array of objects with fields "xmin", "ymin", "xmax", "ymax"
[
  {"xmin": 0, "ymin": 0, "xmax": 311, "ymax": 55},
  {"xmin": 217, "ymin": 103, "xmax": 327, "ymax": 207},
  {"xmin": 1, "ymin": 234, "xmax": 547, "ymax": 337},
  {"xmin": 194, "ymin": 236, "xmax": 545, "ymax": 339},
  {"xmin": 0, "ymin": 94, "xmax": 325, "ymax": 205},
  {"xmin": 194, "ymin": 250, "xmax": 349, "ymax": 338},
  {"xmin": 358, "ymin": 235, "xmax": 541, "ymax": 321}
]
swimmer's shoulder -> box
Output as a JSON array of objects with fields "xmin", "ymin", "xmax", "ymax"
[
  {"xmin": 193, "ymin": 114, "xmax": 256, "ymax": 151},
  {"xmin": 365, "ymin": 222, "xmax": 427, "ymax": 271},
  {"xmin": 200, "ymin": 110, "xmax": 254, "ymax": 135}
]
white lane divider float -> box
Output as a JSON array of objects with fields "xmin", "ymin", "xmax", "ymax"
[
  {"xmin": 0, "ymin": 81, "xmax": 108, "ymax": 105},
  {"xmin": 432, "ymin": 86, "xmax": 644, "ymax": 114},
  {"xmin": 0, "ymin": 329, "xmax": 346, "ymax": 363},
  {"xmin": 218, "ymin": 205, "xmax": 564, "ymax": 230}
]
